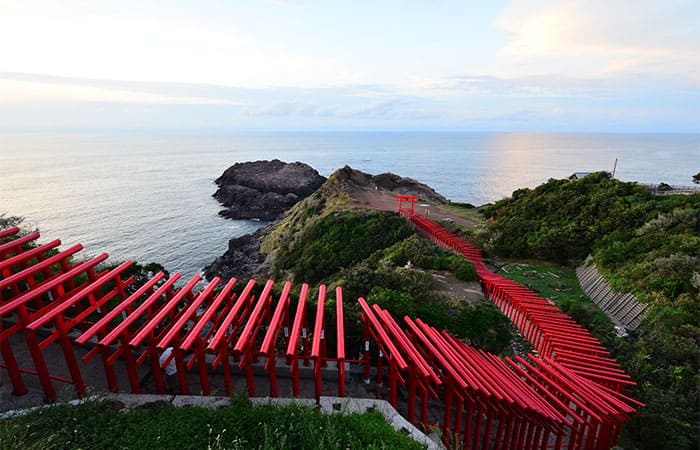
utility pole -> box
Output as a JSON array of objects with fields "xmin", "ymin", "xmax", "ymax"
[{"xmin": 612, "ymin": 158, "xmax": 618, "ymax": 178}]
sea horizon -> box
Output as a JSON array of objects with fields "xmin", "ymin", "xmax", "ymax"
[
  {"xmin": 3, "ymin": 128, "xmax": 700, "ymax": 135},
  {"xmin": 2, "ymin": 130, "xmax": 698, "ymax": 279}
]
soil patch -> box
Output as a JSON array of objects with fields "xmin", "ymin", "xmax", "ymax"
[
  {"xmin": 350, "ymin": 186, "xmax": 476, "ymax": 228},
  {"xmin": 429, "ymin": 270, "xmax": 484, "ymax": 305}
]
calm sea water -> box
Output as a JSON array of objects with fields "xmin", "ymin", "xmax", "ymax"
[{"xmin": 1, "ymin": 132, "xmax": 698, "ymax": 279}]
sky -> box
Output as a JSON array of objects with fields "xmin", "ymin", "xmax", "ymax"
[{"xmin": 1, "ymin": 0, "xmax": 699, "ymax": 132}]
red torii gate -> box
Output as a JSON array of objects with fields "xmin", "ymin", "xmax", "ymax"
[
  {"xmin": 1, "ymin": 224, "xmax": 642, "ymax": 449},
  {"xmin": 358, "ymin": 297, "xmax": 441, "ymax": 425},
  {"xmin": 396, "ymin": 195, "xmax": 418, "ymax": 217},
  {"xmin": 401, "ymin": 206, "xmax": 635, "ymax": 394},
  {"xmin": 398, "ymin": 204, "xmax": 642, "ymax": 445},
  {"xmin": 0, "ymin": 226, "xmax": 126, "ymax": 400},
  {"xmin": 0, "ymin": 227, "xmax": 350, "ymax": 402}
]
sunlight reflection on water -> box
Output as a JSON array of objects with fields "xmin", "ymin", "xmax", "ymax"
[{"xmin": 1, "ymin": 131, "xmax": 697, "ymax": 278}]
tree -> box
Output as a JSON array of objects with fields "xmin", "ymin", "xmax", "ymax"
[{"xmin": 693, "ymin": 172, "xmax": 700, "ymax": 184}]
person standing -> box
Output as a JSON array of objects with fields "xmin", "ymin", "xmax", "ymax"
[{"xmin": 159, "ymin": 347, "xmax": 178, "ymax": 394}]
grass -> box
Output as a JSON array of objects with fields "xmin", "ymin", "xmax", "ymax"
[
  {"xmin": 435, "ymin": 203, "xmax": 485, "ymax": 225},
  {"xmin": 0, "ymin": 397, "xmax": 426, "ymax": 450},
  {"xmin": 496, "ymin": 261, "xmax": 584, "ymax": 304},
  {"xmin": 495, "ymin": 261, "xmax": 617, "ymax": 346}
]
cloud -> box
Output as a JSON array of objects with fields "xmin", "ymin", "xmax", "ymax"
[
  {"xmin": 0, "ymin": 72, "xmax": 246, "ymax": 106},
  {"xmin": 0, "ymin": 71, "xmax": 439, "ymax": 127},
  {"xmin": 470, "ymin": 108, "xmax": 573, "ymax": 124},
  {"xmin": 493, "ymin": 0, "xmax": 700, "ymax": 80},
  {"xmin": 0, "ymin": 70, "xmax": 697, "ymax": 132},
  {"xmin": 251, "ymin": 101, "xmax": 329, "ymax": 117},
  {"xmin": 249, "ymin": 98, "xmax": 438, "ymax": 121},
  {"xmin": 428, "ymin": 74, "xmax": 613, "ymax": 97},
  {"xmin": 422, "ymin": 71, "xmax": 699, "ymax": 101},
  {"xmin": 343, "ymin": 100, "xmax": 406, "ymax": 118}
]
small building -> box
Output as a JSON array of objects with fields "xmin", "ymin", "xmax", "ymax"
[{"xmin": 569, "ymin": 172, "xmax": 593, "ymax": 181}]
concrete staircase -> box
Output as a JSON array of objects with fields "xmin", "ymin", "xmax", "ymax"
[{"xmin": 576, "ymin": 255, "xmax": 648, "ymax": 330}]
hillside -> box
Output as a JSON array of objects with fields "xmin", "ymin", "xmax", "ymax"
[{"xmin": 479, "ymin": 173, "xmax": 700, "ymax": 450}]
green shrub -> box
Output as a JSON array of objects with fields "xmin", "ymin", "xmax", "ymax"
[
  {"xmin": 481, "ymin": 175, "xmax": 700, "ymax": 449},
  {"xmin": 382, "ymin": 235, "xmax": 478, "ymax": 282},
  {"xmin": 0, "ymin": 214, "xmax": 36, "ymax": 246},
  {"xmin": 339, "ymin": 264, "xmax": 435, "ymax": 307},
  {"xmin": 274, "ymin": 211, "xmax": 413, "ymax": 284},
  {"xmin": 383, "ymin": 234, "xmax": 454, "ymax": 270},
  {"xmin": 367, "ymin": 287, "xmax": 415, "ymax": 318},
  {"xmin": 454, "ymin": 303, "xmax": 513, "ymax": 354},
  {"xmin": 451, "ymin": 258, "xmax": 477, "ymax": 282},
  {"xmin": 481, "ymin": 172, "xmax": 658, "ymax": 263},
  {"xmin": 415, "ymin": 302, "xmax": 452, "ymax": 331}
]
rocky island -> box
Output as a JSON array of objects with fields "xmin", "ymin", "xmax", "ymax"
[{"xmin": 213, "ymin": 159, "xmax": 326, "ymax": 221}]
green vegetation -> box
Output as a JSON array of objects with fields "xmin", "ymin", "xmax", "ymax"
[
  {"xmin": 496, "ymin": 262, "xmax": 615, "ymax": 347},
  {"xmin": 273, "ymin": 210, "xmax": 413, "ymax": 284},
  {"xmin": 0, "ymin": 214, "xmax": 36, "ymax": 245},
  {"xmin": 265, "ymin": 196, "xmax": 514, "ymax": 355},
  {"xmin": 0, "ymin": 397, "xmax": 424, "ymax": 450},
  {"xmin": 436, "ymin": 202, "xmax": 483, "ymax": 223},
  {"xmin": 594, "ymin": 207, "xmax": 699, "ymax": 302},
  {"xmin": 480, "ymin": 173, "xmax": 700, "ymax": 450},
  {"xmin": 453, "ymin": 259, "xmax": 477, "ymax": 282},
  {"xmin": 261, "ymin": 171, "xmax": 354, "ymax": 259},
  {"xmin": 272, "ymin": 219, "xmax": 515, "ymax": 355},
  {"xmin": 481, "ymin": 172, "xmax": 654, "ymax": 263},
  {"xmin": 364, "ymin": 284, "xmax": 512, "ymax": 354},
  {"xmin": 383, "ymin": 234, "xmax": 477, "ymax": 281}
]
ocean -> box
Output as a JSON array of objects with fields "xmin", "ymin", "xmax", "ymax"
[{"xmin": 1, "ymin": 132, "xmax": 698, "ymax": 279}]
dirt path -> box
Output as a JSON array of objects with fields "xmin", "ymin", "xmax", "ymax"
[
  {"xmin": 349, "ymin": 187, "xmax": 485, "ymax": 304},
  {"xmin": 430, "ymin": 271, "xmax": 484, "ymax": 305},
  {"xmin": 349, "ymin": 187, "xmax": 477, "ymax": 228}
]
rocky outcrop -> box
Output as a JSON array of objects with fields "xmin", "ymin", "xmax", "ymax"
[
  {"xmin": 203, "ymin": 228, "xmax": 270, "ymax": 281},
  {"xmin": 330, "ymin": 166, "xmax": 448, "ymax": 204},
  {"xmin": 214, "ymin": 160, "xmax": 326, "ymax": 221}
]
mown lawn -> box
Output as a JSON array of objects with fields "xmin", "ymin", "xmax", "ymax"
[{"xmin": 496, "ymin": 261, "xmax": 616, "ymax": 346}]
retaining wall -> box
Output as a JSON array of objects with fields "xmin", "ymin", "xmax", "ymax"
[{"xmin": 576, "ymin": 255, "xmax": 647, "ymax": 330}]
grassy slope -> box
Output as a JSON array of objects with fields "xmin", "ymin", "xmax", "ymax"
[
  {"xmin": 478, "ymin": 174, "xmax": 700, "ymax": 450},
  {"xmin": 436, "ymin": 204, "xmax": 485, "ymax": 224},
  {"xmin": 0, "ymin": 398, "xmax": 424, "ymax": 450}
]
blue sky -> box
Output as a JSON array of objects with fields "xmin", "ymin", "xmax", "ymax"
[{"xmin": 1, "ymin": 0, "xmax": 699, "ymax": 132}]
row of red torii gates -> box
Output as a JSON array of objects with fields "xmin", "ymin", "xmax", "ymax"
[{"xmin": 0, "ymin": 199, "xmax": 641, "ymax": 449}]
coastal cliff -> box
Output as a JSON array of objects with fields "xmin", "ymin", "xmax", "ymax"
[{"xmin": 205, "ymin": 164, "xmax": 451, "ymax": 284}]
